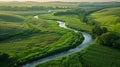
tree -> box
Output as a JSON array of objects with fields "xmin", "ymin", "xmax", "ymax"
[
  {"xmin": 0, "ymin": 52, "xmax": 9, "ymax": 61},
  {"xmin": 0, "ymin": 52, "xmax": 10, "ymax": 66},
  {"xmin": 92, "ymin": 26, "xmax": 103, "ymax": 36},
  {"xmin": 114, "ymin": 39, "xmax": 120, "ymax": 48},
  {"xmin": 92, "ymin": 26, "xmax": 108, "ymax": 36},
  {"xmin": 98, "ymin": 32, "xmax": 120, "ymax": 48},
  {"xmin": 102, "ymin": 27, "xmax": 108, "ymax": 33}
]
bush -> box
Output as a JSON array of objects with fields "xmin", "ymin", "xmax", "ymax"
[
  {"xmin": 92, "ymin": 26, "xmax": 103, "ymax": 36},
  {"xmin": 54, "ymin": 11, "xmax": 77, "ymax": 16},
  {"xmin": 92, "ymin": 26, "xmax": 107, "ymax": 36},
  {"xmin": 98, "ymin": 32, "xmax": 120, "ymax": 49},
  {"xmin": 0, "ymin": 52, "xmax": 9, "ymax": 61}
]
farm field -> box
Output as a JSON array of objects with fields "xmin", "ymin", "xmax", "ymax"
[{"xmin": 0, "ymin": 1, "xmax": 120, "ymax": 67}]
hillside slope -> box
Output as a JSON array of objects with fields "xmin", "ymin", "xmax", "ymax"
[{"xmin": 90, "ymin": 7, "xmax": 120, "ymax": 34}]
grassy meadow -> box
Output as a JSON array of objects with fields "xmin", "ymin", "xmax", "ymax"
[
  {"xmin": 36, "ymin": 44, "xmax": 120, "ymax": 67},
  {"xmin": 0, "ymin": 2, "xmax": 84, "ymax": 67},
  {"xmin": 0, "ymin": 2, "xmax": 120, "ymax": 67},
  {"xmin": 39, "ymin": 14, "xmax": 92, "ymax": 32},
  {"xmin": 90, "ymin": 7, "xmax": 120, "ymax": 34},
  {"xmin": 36, "ymin": 3, "xmax": 120, "ymax": 67}
]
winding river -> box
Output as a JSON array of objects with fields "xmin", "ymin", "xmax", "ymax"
[{"xmin": 22, "ymin": 21, "xmax": 93, "ymax": 67}]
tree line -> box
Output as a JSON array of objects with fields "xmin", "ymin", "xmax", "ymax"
[{"xmin": 0, "ymin": 6, "xmax": 69, "ymax": 11}]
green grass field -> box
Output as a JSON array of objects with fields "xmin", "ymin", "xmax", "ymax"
[
  {"xmin": 90, "ymin": 7, "xmax": 120, "ymax": 34},
  {"xmin": 0, "ymin": 4, "xmax": 84, "ymax": 66},
  {"xmin": 36, "ymin": 44, "xmax": 120, "ymax": 67},
  {"xmin": 36, "ymin": 6, "xmax": 120, "ymax": 67},
  {"xmin": 39, "ymin": 13, "xmax": 92, "ymax": 32},
  {"xmin": 0, "ymin": 2, "xmax": 120, "ymax": 67}
]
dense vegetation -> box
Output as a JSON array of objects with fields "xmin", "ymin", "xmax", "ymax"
[
  {"xmin": 98, "ymin": 32, "xmax": 120, "ymax": 48},
  {"xmin": 0, "ymin": 2, "xmax": 120, "ymax": 67},
  {"xmin": 79, "ymin": 2, "xmax": 120, "ymax": 7},
  {"xmin": 0, "ymin": 3, "xmax": 84, "ymax": 67},
  {"xmin": 37, "ymin": 44, "xmax": 120, "ymax": 67},
  {"xmin": 36, "ymin": 2, "xmax": 120, "ymax": 67},
  {"xmin": 89, "ymin": 7, "xmax": 120, "ymax": 49}
]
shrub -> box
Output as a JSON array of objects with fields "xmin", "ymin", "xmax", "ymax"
[
  {"xmin": 0, "ymin": 52, "xmax": 9, "ymax": 61},
  {"xmin": 98, "ymin": 32, "xmax": 120, "ymax": 49},
  {"xmin": 54, "ymin": 12, "xmax": 77, "ymax": 16},
  {"xmin": 92, "ymin": 26, "xmax": 103, "ymax": 36},
  {"xmin": 92, "ymin": 26, "xmax": 108, "ymax": 36}
]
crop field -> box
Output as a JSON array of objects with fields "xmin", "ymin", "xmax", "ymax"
[{"xmin": 0, "ymin": 2, "xmax": 120, "ymax": 67}]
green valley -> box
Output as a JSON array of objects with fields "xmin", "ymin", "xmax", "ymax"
[{"xmin": 0, "ymin": 1, "xmax": 120, "ymax": 67}]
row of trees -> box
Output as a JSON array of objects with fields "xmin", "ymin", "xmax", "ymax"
[
  {"xmin": 54, "ymin": 11, "xmax": 77, "ymax": 16},
  {"xmin": 76, "ymin": 7, "xmax": 106, "ymax": 23},
  {"xmin": 78, "ymin": 2, "xmax": 120, "ymax": 8},
  {"xmin": 77, "ymin": 2, "xmax": 120, "ymax": 23},
  {"xmin": 0, "ymin": 6, "xmax": 69, "ymax": 11}
]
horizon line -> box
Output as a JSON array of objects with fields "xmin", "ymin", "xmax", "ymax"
[{"xmin": 0, "ymin": 1, "xmax": 120, "ymax": 3}]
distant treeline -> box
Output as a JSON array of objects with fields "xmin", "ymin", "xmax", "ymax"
[
  {"xmin": 0, "ymin": 6, "xmax": 69, "ymax": 11},
  {"xmin": 54, "ymin": 11, "xmax": 77, "ymax": 16},
  {"xmin": 78, "ymin": 2, "xmax": 120, "ymax": 7}
]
